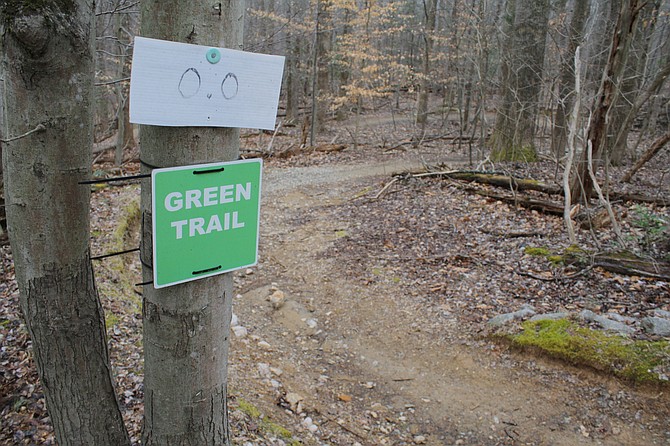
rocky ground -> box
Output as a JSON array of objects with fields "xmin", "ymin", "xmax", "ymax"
[{"xmin": 1, "ymin": 103, "xmax": 670, "ymax": 445}]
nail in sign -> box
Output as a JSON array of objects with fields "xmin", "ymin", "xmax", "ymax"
[{"xmin": 130, "ymin": 37, "xmax": 285, "ymax": 130}]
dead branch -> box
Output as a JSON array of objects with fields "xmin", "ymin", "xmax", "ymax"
[
  {"xmin": 621, "ymin": 130, "xmax": 670, "ymax": 182},
  {"xmin": 276, "ymin": 143, "xmax": 346, "ymax": 159},
  {"xmin": 411, "ymin": 170, "xmax": 668, "ymax": 206}
]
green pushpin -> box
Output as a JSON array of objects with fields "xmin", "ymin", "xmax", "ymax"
[{"xmin": 206, "ymin": 48, "xmax": 221, "ymax": 64}]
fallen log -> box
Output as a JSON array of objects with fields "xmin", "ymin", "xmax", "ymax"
[
  {"xmin": 412, "ymin": 170, "xmax": 668, "ymax": 206},
  {"xmin": 276, "ymin": 143, "xmax": 347, "ymax": 159},
  {"xmin": 463, "ymin": 187, "xmax": 564, "ymax": 215},
  {"xmin": 566, "ymin": 251, "xmax": 670, "ymax": 281}
]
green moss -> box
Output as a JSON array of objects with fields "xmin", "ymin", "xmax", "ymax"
[
  {"xmin": 508, "ymin": 319, "xmax": 670, "ymax": 384},
  {"xmin": 547, "ymin": 255, "xmax": 565, "ymax": 265},
  {"xmin": 105, "ymin": 312, "xmax": 120, "ymax": 331},
  {"xmin": 237, "ymin": 398, "xmax": 262, "ymax": 419},
  {"xmin": 236, "ymin": 398, "xmax": 302, "ymax": 444},
  {"xmin": 524, "ymin": 246, "xmax": 551, "ymax": 257}
]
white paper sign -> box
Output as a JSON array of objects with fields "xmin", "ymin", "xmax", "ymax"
[{"xmin": 130, "ymin": 37, "xmax": 285, "ymax": 130}]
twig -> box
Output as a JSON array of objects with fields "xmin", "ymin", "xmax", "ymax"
[
  {"xmin": 95, "ymin": 77, "xmax": 130, "ymax": 86},
  {"xmin": 1, "ymin": 123, "xmax": 46, "ymax": 143},
  {"xmin": 374, "ymin": 177, "xmax": 400, "ymax": 200},
  {"xmin": 586, "ymin": 140, "xmax": 625, "ymax": 247},
  {"xmin": 266, "ymin": 121, "xmax": 283, "ymax": 154}
]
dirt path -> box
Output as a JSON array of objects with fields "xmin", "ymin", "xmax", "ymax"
[{"xmin": 228, "ymin": 156, "xmax": 669, "ymax": 445}]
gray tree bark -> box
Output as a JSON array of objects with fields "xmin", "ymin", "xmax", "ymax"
[
  {"xmin": 570, "ymin": 0, "xmax": 642, "ymax": 202},
  {"xmin": 1, "ymin": 1, "xmax": 130, "ymax": 445},
  {"xmin": 551, "ymin": 0, "xmax": 590, "ymax": 158},
  {"xmin": 490, "ymin": 0, "xmax": 550, "ymax": 161},
  {"xmin": 415, "ymin": 0, "xmax": 438, "ymax": 127},
  {"xmin": 139, "ymin": 1, "xmax": 243, "ymax": 444}
]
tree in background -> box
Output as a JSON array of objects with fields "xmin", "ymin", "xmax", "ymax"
[
  {"xmin": 415, "ymin": 0, "xmax": 438, "ymax": 128},
  {"xmin": 490, "ymin": 0, "xmax": 551, "ymax": 161},
  {"xmin": 1, "ymin": 1, "xmax": 130, "ymax": 444},
  {"xmin": 138, "ymin": 1, "xmax": 243, "ymax": 444}
]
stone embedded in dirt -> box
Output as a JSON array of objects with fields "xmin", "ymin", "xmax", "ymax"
[
  {"xmin": 301, "ymin": 416, "xmax": 318, "ymax": 433},
  {"xmin": 413, "ymin": 435, "xmax": 427, "ymax": 444},
  {"xmin": 257, "ymin": 363, "xmax": 271, "ymax": 379},
  {"xmin": 487, "ymin": 304, "xmax": 536, "ymax": 327},
  {"xmin": 579, "ymin": 310, "xmax": 635, "ymax": 335},
  {"xmin": 306, "ymin": 318, "xmax": 318, "ymax": 329},
  {"xmin": 269, "ymin": 290, "xmax": 286, "ymax": 309},
  {"xmin": 605, "ymin": 312, "xmax": 637, "ymax": 324},
  {"xmin": 232, "ymin": 326, "xmax": 248, "ymax": 338},
  {"xmin": 641, "ymin": 317, "xmax": 670, "ymax": 337},
  {"xmin": 258, "ymin": 340, "xmax": 272, "ymax": 350},
  {"xmin": 231, "ymin": 313, "xmax": 240, "ymax": 327},
  {"xmin": 653, "ymin": 309, "xmax": 670, "ymax": 320},
  {"xmin": 529, "ymin": 312, "xmax": 570, "ymax": 322},
  {"xmin": 285, "ymin": 392, "xmax": 304, "ymax": 414}
]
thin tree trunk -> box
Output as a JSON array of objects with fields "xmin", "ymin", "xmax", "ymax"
[
  {"xmin": 551, "ymin": 0, "xmax": 590, "ymax": 158},
  {"xmin": 415, "ymin": 0, "xmax": 438, "ymax": 127},
  {"xmin": 490, "ymin": 0, "xmax": 550, "ymax": 161},
  {"xmin": 1, "ymin": 2, "xmax": 130, "ymax": 444},
  {"xmin": 139, "ymin": 1, "xmax": 243, "ymax": 444},
  {"xmin": 570, "ymin": 0, "xmax": 642, "ymax": 202}
]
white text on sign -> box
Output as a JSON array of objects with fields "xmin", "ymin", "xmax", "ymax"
[{"xmin": 164, "ymin": 182, "xmax": 252, "ymax": 239}]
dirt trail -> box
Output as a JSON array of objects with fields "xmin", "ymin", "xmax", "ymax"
[{"xmin": 229, "ymin": 156, "xmax": 669, "ymax": 446}]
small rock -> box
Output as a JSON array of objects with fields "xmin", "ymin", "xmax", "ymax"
[
  {"xmin": 529, "ymin": 312, "xmax": 570, "ymax": 322},
  {"xmin": 487, "ymin": 305, "xmax": 536, "ymax": 327},
  {"xmin": 413, "ymin": 435, "xmax": 427, "ymax": 444},
  {"xmin": 270, "ymin": 367, "xmax": 283, "ymax": 376},
  {"xmin": 257, "ymin": 363, "xmax": 271, "ymax": 379},
  {"xmin": 306, "ymin": 318, "xmax": 318, "ymax": 329},
  {"xmin": 232, "ymin": 326, "xmax": 248, "ymax": 338},
  {"xmin": 258, "ymin": 340, "xmax": 272, "ymax": 350},
  {"xmin": 641, "ymin": 317, "xmax": 670, "ymax": 337},
  {"xmin": 579, "ymin": 310, "xmax": 635, "ymax": 335},
  {"xmin": 285, "ymin": 392, "xmax": 304, "ymax": 414},
  {"xmin": 606, "ymin": 312, "xmax": 637, "ymax": 324},
  {"xmin": 230, "ymin": 313, "xmax": 239, "ymax": 327},
  {"xmin": 269, "ymin": 290, "xmax": 286, "ymax": 309}
]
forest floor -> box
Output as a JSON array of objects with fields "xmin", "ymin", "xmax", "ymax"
[{"xmin": 1, "ymin": 102, "xmax": 670, "ymax": 445}]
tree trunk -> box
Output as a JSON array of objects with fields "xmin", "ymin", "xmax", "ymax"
[
  {"xmin": 490, "ymin": 0, "xmax": 550, "ymax": 161},
  {"xmin": 570, "ymin": 0, "xmax": 642, "ymax": 202},
  {"xmin": 415, "ymin": 0, "xmax": 438, "ymax": 128},
  {"xmin": 551, "ymin": 0, "xmax": 590, "ymax": 158},
  {"xmin": 139, "ymin": 1, "xmax": 243, "ymax": 444},
  {"xmin": 1, "ymin": 2, "xmax": 130, "ymax": 445},
  {"xmin": 608, "ymin": 0, "xmax": 660, "ymax": 165},
  {"xmin": 312, "ymin": 0, "xmax": 332, "ymax": 138},
  {"xmin": 285, "ymin": 0, "xmax": 301, "ymax": 123}
]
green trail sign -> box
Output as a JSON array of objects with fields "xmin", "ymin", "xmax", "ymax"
[{"xmin": 152, "ymin": 159, "xmax": 262, "ymax": 288}]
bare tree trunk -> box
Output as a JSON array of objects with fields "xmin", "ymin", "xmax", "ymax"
[
  {"xmin": 285, "ymin": 0, "xmax": 301, "ymax": 123},
  {"xmin": 139, "ymin": 1, "xmax": 243, "ymax": 444},
  {"xmin": 1, "ymin": 2, "xmax": 130, "ymax": 444},
  {"xmin": 415, "ymin": 0, "xmax": 438, "ymax": 127},
  {"xmin": 551, "ymin": 0, "xmax": 590, "ymax": 158},
  {"xmin": 490, "ymin": 0, "xmax": 550, "ymax": 161},
  {"xmin": 312, "ymin": 0, "xmax": 332, "ymax": 139},
  {"xmin": 608, "ymin": 0, "xmax": 661, "ymax": 165},
  {"xmin": 570, "ymin": 0, "xmax": 642, "ymax": 202}
]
